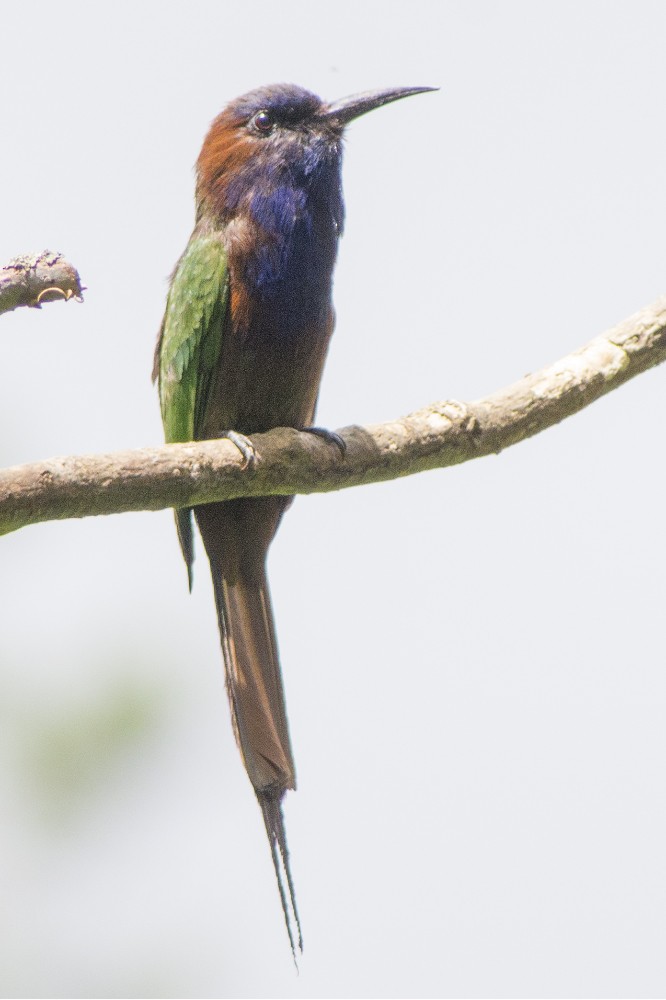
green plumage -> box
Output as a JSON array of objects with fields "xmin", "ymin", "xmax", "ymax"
[
  {"xmin": 158, "ymin": 233, "xmax": 228, "ymax": 442},
  {"xmin": 156, "ymin": 233, "xmax": 229, "ymax": 582}
]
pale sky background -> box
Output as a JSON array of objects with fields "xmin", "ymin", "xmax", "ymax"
[{"xmin": 1, "ymin": 1, "xmax": 666, "ymax": 997}]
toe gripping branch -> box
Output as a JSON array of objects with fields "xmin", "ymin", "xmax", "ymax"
[
  {"xmin": 223, "ymin": 429, "xmax": 257, "ymax": 469},
  {"xmin": 304, "ymin": 425, "xmax": 346, "ymax": 456}
]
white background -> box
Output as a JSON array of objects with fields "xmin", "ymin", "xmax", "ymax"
[{"xmin": 1, "ymin": 1, "xmax": 665, "ymax": 996}]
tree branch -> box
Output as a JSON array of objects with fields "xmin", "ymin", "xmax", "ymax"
[
  {"xmin": 0, "ymin": 251, "xmax": 84, "ymax": 315},
  {"xmin": 1, "ymin": 295, "xmax": 666, "ymax": 537}
]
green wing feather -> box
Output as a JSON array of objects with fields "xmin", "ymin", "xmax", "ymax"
[
  {"xmin": 156, "ymin": 234, "xmax": 229, "ymax": 585},
  {"xmin": 158, "ymin": 234, "xmax": 228, "ymax": 441}
]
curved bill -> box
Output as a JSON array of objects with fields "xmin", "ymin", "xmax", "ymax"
[{"xmin": 320, "ymin": 85, "xmax": 438, "ymax": 127}]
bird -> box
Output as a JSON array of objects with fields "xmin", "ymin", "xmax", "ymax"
[{"xmin": 153, "ymin": 82, "xmax": 435, "ymax": 957}]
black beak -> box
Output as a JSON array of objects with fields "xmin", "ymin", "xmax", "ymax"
[{"xmin": 320, "ymin": 85, "xmax": 438, "ymax": 128}]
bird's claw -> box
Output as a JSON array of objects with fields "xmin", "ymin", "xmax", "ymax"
[
  {"xmin": 304, "ymin": 425, "xmax": 346, "ymax": 456},
  {"xmin": 223, "ymin": 430, "xmax": 257, "ymax": 469}
]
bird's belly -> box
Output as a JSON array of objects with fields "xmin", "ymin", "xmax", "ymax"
[{"xmin": 200, "ymin": 308, "xmax": 335, "ymax": 438}]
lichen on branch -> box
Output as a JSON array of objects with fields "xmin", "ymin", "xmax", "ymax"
[{"xmin": 0, "ymin": 251, "xmax": 84, "ymax": 315}]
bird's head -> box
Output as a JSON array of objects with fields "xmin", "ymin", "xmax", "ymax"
[{"xmin": 195, "ymin": 83, "xmax": 436, "ymax": 221}]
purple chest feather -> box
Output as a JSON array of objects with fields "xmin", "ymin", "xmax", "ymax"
[{"xmin": 227, "ymin": 147, "xmax": 344, "ymax": 335}]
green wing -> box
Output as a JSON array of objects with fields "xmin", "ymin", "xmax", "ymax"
[
  {"xmin": 158, "ymin": 234, "xmax": 228, "ymax": 441},
  {"xmin": 156, "ymin": 233, "xmax": 229, "ymax": 585}
]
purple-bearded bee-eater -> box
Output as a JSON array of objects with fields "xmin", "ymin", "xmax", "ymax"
[{"xmin": 153, "ymin": 82, "xmax": 435, "ymax": 956}]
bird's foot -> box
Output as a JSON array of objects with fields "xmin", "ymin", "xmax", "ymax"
[
  {"xmin": 304, "ymin": 425, "xmax": 346, "ymax": 456},
  {"xmin": 222, "ymin": 430, "xmax": 257, "ymax": 470}
]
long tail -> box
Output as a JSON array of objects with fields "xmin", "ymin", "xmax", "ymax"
[
  {"xmin": 258, "ymin": 790, "xmax": 303, "ymax": 957},
  {"xmin": 195, "ymin": 499, "xmax": 302, "ymax": 956}
]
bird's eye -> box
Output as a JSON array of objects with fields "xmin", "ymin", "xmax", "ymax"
[{"xmin": 251, "ymin": 110, "xmax": 273, "ymax": 134}]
